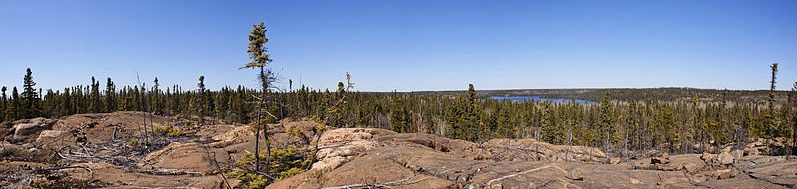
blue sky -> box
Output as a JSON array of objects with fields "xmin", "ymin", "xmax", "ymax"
[{"xmin": 1, "ymin": 0, "xmax": 795, "ymax": 92}]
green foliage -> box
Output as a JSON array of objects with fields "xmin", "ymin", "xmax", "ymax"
[
  {"xmin": 127, "ymin": 139, "xmax": 139, "ymax": 147},
  {"xmin": 154, "ymin": 125, "xmax": 184, "ymax": 137},
  {"xmin": 765, "ymin": 63, "xmax": 780, "ymax": 154},
  {"xmin": 227, "ymin": 146, "xmax": 312, "ymax": 187},
  {"xmin": 315, "ymin": 124, "xmax": 328, "ymax": 134},
  {"xmin": 240, "ymin": 22, "xmax": 271, "ymax": 70},
  {"xmin": 268, "ymin": 146, "xmax": 312, "ymax": 176},
  {"xmin": 225, "ymin": 169, "xmax": 267, "ymax": 189},
  {"xmin": 4, "ymin": 87, "xmax": 19, "ymax": 121},
  {"xmin": 0, "ymin": 86, "xmax": 6, "ymax": 122},
  {"xmin": 286, "ymin": 125, "xmax": 311, "ymax": 145},
  {"xmin": 196, "ymin": 75, "xmax": 208, "ymax": 124},
  {"xmin": 279, "ymin": 167, "xmax": 306, "ymax": 179},
  {"xmin": 21, "ymin": 68, "xmax": 41, "ymax": 119}
]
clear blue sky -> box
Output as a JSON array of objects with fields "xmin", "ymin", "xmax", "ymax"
[{"xmin": 1, "ymin": 0, "xmax": 796, "ymax": 92}]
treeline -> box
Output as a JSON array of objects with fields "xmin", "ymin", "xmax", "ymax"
[
  {"xmin": 484, "ymin": 88, "xmax": 791, "ymax": 103},
  {"xmin": 1, "ymin": 70, "xmax": 256, "ymax": 125},
  {"xmin": 312, "ymin": 83, "xmax": 797, "ymax": 156},
  {"xmin": 2, "ymin": 68, "xmax": 797, "ymax": 156}
]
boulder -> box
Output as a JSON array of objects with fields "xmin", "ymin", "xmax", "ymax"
[
  {"xmin": 711, "ymin": 169, "xmax": 734, "ymax": 180},
  {"xmin": 11, "ymin": 118, "xmax": 54, "ymax": 137},
  {"xmin": 682, "ymin": 163, "xmax": 701, "ymax": 173},
  {"xmin": 566, "ymin": 169, "xmax": 583, "ymax": 181},
  {"xmin": 731, "ymin": 150, "xmax": 744, "ymax": 160},
  {"xmin": 718, "ymin": 152, "xmax": 734, "ymax": 165},
  {"xmin": 35, "ymin": 130, "xmax": 62, "ymax": 143},
  {"xmin": 721, "ymin": 145, "xmax": 733, "ymax": 153},
  {"xmin": 717, "ymin": 172, "xmax": 732, "ymax": 179},
  {"xmin": 701, "ymin": 152, "xmax": 715, "ymax": 162},
  {"xmin": 651, "ymin": 157, "xmax": 669, "ymax": 164},
  {"xmin": 0, "ymin": 142, "xmax": 21, "ymax": 155},
  {"xmin": 651, "ymin": 152, "xmax": 670, "ymax": 164},
  {"xmin": 608, "ymin": 157, "xmax": 621, "ymax": 164},
  {"xmin": 209, "ymin": 126, "xmax": 253, "ymax": 147}
]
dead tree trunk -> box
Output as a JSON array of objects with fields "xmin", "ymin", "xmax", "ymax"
[{"xmin": 254, "ymin": 99, "xmax": 262, "ymax": 173}]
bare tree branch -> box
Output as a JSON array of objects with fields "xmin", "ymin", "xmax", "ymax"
[
  {"xmin": 35, "ymin": 165, "xmax": 93, "ymax": 174},
  {"xmin": 322, "ymin": 169, "xmax": 423, "ymax": 189}
]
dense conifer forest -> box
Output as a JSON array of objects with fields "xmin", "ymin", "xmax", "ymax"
[{"xmin": 2, "ymin": 67, "xmax": 796, "ymax": 157}]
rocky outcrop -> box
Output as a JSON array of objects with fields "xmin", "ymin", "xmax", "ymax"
[
  {"xmin": 138, "ymin": 142, "xmax": 218, "ymax": 175},
  {"xmin": 744, "ymin": 157, "xmax": 797, "ymax": 188},
  {"xmin": 481, "ymin": 138, "xmax": 606, "ymax": 162},
  {"xmin": 6, "ymin": 118, "xmax": 56, "ymax": 143},
  {"xmin": 4, "ymin": 113, "xmax": 797, "ymax": 189},
  {"xmin": 277, "ymin": 143, "xmax": 709, "ymax": 189},
  {"xmin": 697, "ymin": 178, "xmax": 789, "ymax": 189},
  {"xmin": 209, "ymin": 125, "xmax": 253, "ymax": 148},
  {"xmin": 309, "ymin": 128, "xmax": 609, "ymax": 174},
  {"xmin": 273, "ymin": 127, "xmax": 797, "ymax": 188},
  {"xmin": 312, "ymin": 128, "xmax": 396, "ymax": 170}
]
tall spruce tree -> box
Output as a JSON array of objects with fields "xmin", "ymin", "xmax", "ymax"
[
  {"xmin": 599, "ymin": 90, "xmax": 615, "ymax": 156},
  {"xmin": 105, "ymin": 78, "xmax": 117, "ymax": 112},
  {"xmin": 22, "ymin": 68, "xmax": 40, "ymax": 118},
  {"xmin": 239, "ymin": 22, "xmax": 275, "ymax": 174},
  {"xmin": 792, "ymin": 81, "xmax": 797, "ymax": 155},
  {"xmin": 89, "ymin": 77, "xmax": 101, "ymax": 113},
  {"xmin": 1, "ymin": 86, "xmax": 6, "ymax": 122},
  {"xmin": 153, "ymin": 77, "xmax": 160, "ymax": 115},
  {"xmin": 6, "ymin": 87, "xmax": 20, "ymax": 121},
  {"xmin": 197, "ymin": 75, "xmax": 207, "ymax": 124},
  {"xmin": 766, "ymin": 63, "xmax": 778, "ymax": 154},
  {"xmin": 465, "ymin": 84, "xmax": 478, "ymax": 141}
]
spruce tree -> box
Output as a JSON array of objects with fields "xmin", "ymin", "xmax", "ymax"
[
  {"xmin": 766, "ymin": 63, "xmax": 778, "ymax": 154},
  {"xmin": 239, "ymin": 22, "xmax": 274, "ymax": 174},
  {"xmin": 599, "ymin": 90, "xmax": 615, "ymax": 156},
  {"xmin": 22, "ymin": 68, "xmax": 40, "ymax": 118},
  {"xmin": 0, "ymin": 86, "xmax": 6, "ymax": 122},
  {"xmin": 6, "ymin": 87, "xmax": 20, "ymax": 121},
  {"xmin": 153, "ymin": 77, "xmax": 160, "ymax": 115},
  {"xmin": 89, "ymin": 77, "xmax": 101, "ymax": 113},
  {"xmin": 792, "ymin": 81, "xmax": 797, "ymax": 155},
  {"xmin": 59, "ymin": 87, "xmax": 69, "ymax": 116},
  {"xmin": 105, "ymin": 78, "xmax": 117, "ymax": 112},
  {"xmin": 197, "ymin": 75, "xmax": 207, "ymax": 124},
  {"xmin": 464, "ymin": 84, "xmax": 480, "ymax": 141}
]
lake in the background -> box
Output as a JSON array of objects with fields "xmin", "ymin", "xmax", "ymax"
[{"xmin": 490, "ymin": 96, "xmax": 596, "ymax": 104}]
